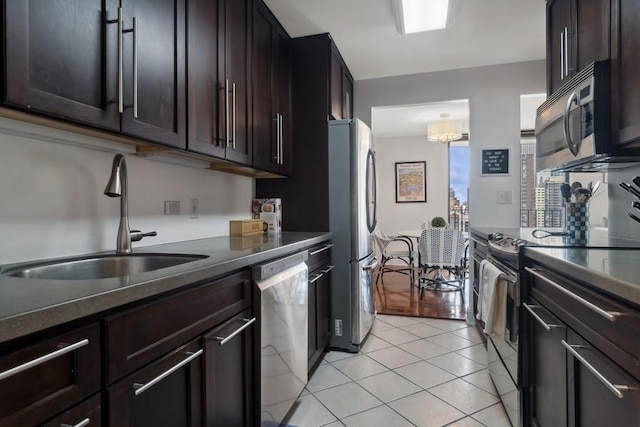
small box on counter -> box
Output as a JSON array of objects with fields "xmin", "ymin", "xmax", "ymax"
[
  {"xmin": 252, "ymin": 198, "xmax": 282, "ymax": 234},
  {"xmin": 229, "ymin": 219, "xmax": 267, "ymax": 236}
]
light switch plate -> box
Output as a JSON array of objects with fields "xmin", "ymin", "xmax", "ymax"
[{"xmin": 496, "ymin": 190, "xmax": 512, "ymax": 204}]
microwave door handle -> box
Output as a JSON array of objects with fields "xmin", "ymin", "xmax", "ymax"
[{"xmin": 563, "ymin": 92, "xmax": 581, "ymax": 156}]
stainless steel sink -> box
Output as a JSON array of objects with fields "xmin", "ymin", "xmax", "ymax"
[{"xmin": 2, "ymin": 253, "xmax": 209, "ymax": 280}]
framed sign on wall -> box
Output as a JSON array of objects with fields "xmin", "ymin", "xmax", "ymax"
[
  {"xmin": 481, "ymin": 149, "xmax": 509, "ymax": 176},
  {"xmin": 395, "ymin": 161, "xmax": 426, "ymax": 203}
]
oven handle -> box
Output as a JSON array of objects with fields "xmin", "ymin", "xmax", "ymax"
[
  {"xmin": 485, "ymin": 256, "xmax": 518, "ymax": 284},
  {"xmin": 524, "ymin": 267, "xmax": 621, "ymax": 322},
  {"xmin": 523, "ymin": 303, "xmax": 564, "ymax": 332}
]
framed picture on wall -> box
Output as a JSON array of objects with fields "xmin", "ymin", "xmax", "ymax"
[{"xmin": 395, "ymin": 161, "xmax": 427, "ymax": 203}]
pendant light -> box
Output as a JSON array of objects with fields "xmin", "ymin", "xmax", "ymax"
[{"xmin": 427, "ymin": 113, "xmax": 463, "ymax": 143}]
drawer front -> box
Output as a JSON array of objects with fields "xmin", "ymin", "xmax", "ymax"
[
  {"xmin": 0, "ymin": 323, "xmax": 101, "ymax": 427},
  {"xmin": 527, "ymin": 266, "xmax": 640, "ymax": 379},
  {"xmin": 306, "ymin": 242, "xmax": 332, "ymax": 271},
  {"xmin": 41, "ymin": 393, "xmax": 102, "ymax": 427},
  {"xmin": 106, "ymin": 270, "xmax": 251, "ymax": 382}
]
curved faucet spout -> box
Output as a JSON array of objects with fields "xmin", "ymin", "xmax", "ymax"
[{"xmin": 104, "ymin": 154, "xmax": 131, "ymax": 253}]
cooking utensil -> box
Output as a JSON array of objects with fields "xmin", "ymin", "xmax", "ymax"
[
  {"xmin": 561, "ymin": 183, "xmax": 572, "ymax": 203},
  {"xmin": 532, "ymin": 229, "xmax": 569, "ymax": 238},
  {"xmin": 590, "ymin": 180, "xmax": 600, "ymax": 196},
  {"xmin": 575, "ymin": 187, "xmax": 591, "ymax": 203},
  {"xmin": 628, "ymin": 212, "xmax": 640, "ymax": 225},
  {"xmin": 620, "ymin": 182, "xmax": 640, "ymax": 199},
  {"xmin": 570, "ymin": 181, "xmax": 583, "ymax": 200}
]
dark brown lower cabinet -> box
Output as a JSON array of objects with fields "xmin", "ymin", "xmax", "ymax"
[
  {"xmin": 203, "ymin": 309, "xmax": 255, "ymax": 426},
  {"xmin": 107, "ymin": 339, "xmax": 203, "ymax": 427},
  {"xmin": 307, "ymin": 243, "xmax": 333, "ymax": 373}
]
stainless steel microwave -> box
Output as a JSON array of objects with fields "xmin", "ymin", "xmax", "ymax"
[{"xmin": 535, "ymin": 61, "xmax": 614, "ymax": 172}]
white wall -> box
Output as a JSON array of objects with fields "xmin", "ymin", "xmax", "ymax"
[
  {"xmin": 374, "ymin": 135, "xmax": 449, "ymax": 234},
  {"xmin": 0, "ymin": 118, "xmax": 254, "ymax": 264},
  {"xmin": 356, "ymin": 60, "xmax": 546, "ymax": 228}
]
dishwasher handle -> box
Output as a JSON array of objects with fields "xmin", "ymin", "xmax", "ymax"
[{"xmin": 252, "ymin": 250, "xmax": 308, "ymax": 280}]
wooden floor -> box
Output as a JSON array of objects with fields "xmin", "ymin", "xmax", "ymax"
[{"xmin": 374, "ymin": 267, "xmax": 467, "ymax": 320}]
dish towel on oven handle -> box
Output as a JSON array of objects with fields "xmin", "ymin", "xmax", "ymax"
[{"xmin": 477, "ymin": 260, "xmax": 508, "ymax": 340}]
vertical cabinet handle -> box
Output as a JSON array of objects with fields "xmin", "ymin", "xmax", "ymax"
[
  {"xmin": 215, "ymin": 317, "xmax": 256, "ymax": 346},
  {"xmin": 560, "ymin": 30, "xmax": 565, "ymax": 80},
  {"xmin": 225, "ymin": 79, "xmax": 230, "ymax": 147},
  {"xmin": 274, "ymin": 113, "xmax": 281, "ymax": 164},
  {"xmin": 60, "ymin": 418, "xmax": 90, "ymax": 427},
  {"xmin": 117, "ymin": 7, "xmax": 124, "ymax": 113},
  {"xmin": 132, "ymin": 17, "xmax": 138, "ymax": 118},
  {"xmin": 133, "ymin": 349, "xmax": 203, "ymax": 396},
  {"xmin": 0, "ymin": 339, "xmax": 89, "ymax": 381},
  {"xmin": 232, "ymin": 82, "xmax": 236, "ymax": 149},
  {"xmin": 564, "ymin": 27, "xmax": 570, "ymax": 77},
  {"xmin": 279, "ymin": 113, "xmax": 284, "ymax": 165}
]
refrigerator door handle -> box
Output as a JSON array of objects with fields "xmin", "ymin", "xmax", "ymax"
[
  {"xmin": 362, "ymin": 257, "xmax": 379, "ymax": 271},
  {"xmin": 365, "ymin": 149, "xmax": 377, "ymax": 233}
]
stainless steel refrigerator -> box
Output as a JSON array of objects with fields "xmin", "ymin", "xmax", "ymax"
[{"xmin": 328, "ymin": 118, "xmax": 378, "ymax": 352}]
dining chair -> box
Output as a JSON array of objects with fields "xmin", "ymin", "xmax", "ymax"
[
  {"xmin": 371, "ymin": 228, "xmax": 416, "ymax": 287},
  {"xmin": 417, "ymin": 228, "xmax": 467, "ymax": 300}
]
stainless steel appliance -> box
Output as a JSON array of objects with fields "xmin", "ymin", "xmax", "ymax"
[
  {"xmin": 254, "ymin": 251, "xmax": 309, "ymax": 426},
  {"xmin": 328, "ymin": 119, "xmax": 378, "ymax": 352},
  {"xmin": 535, "ymin": 60, "xmax": 619, "ymax": 172}
]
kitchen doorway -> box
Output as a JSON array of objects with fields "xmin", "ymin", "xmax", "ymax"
[{"xmin": 371, "ymin": 99, "xmax": 469, "ymax": 320}]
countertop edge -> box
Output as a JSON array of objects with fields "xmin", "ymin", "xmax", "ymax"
[{"xmin": 0, "ymin": 232, "xmax": 332, "ymax": 345}]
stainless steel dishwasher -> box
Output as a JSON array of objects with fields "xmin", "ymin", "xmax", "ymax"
[{"xmin": 253, "ymin": 251, "xmax": 308, "ymax": 426}]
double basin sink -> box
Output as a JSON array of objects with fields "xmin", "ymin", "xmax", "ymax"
[{"xmin": 2, "ymin": 253, "xmax": 209, "ymax": 281}]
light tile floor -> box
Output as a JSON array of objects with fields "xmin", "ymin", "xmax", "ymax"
[{"xmin": 286, "ymin": 315, "xmax": 512, "ymax": 427}]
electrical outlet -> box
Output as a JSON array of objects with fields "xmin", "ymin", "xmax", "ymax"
[
  {"xmin": 164, "ymin": 200, "xmax": 180, "ymax": 215},
  {"xmin": 190, "ymin": 198, "xmax": 199, "ymax": 219},
  {"xmin": 497, "ymin": 190, "xmax": 512, "ymax": 204}
]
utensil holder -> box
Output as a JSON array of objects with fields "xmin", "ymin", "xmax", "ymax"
[{"xmin": 566, "ymin": 202, "xmax": 589, "ymax": 244}]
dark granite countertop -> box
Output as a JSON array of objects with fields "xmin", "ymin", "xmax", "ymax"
[
  {"xmin": 523, "ymin": 246, "xmax": 640, "ymax": 307},
  {"xmin": 0, "ymin": 232, "xmax": 332, "ymax": 344}
]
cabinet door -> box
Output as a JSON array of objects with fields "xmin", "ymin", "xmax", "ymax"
[
  {"xmin": 219, "ymin": 0, "xmax": 251, "ymax": 164},
  {"xmin": 41, "ymin": 394, "xmax": 102, "ymax": 427},
  {"xmin": 251, "ymin": 1, "xmax": 276, "ymax": 173},
  {"xmin": 342, "ymin": 70, "xmax": 353, "ymax": 120},
  {"xmin": 203, "ymin": 309, "xmax": 255, "ymax": 426},
  {"xmin": 566, "ymin": 331, "xmax": 640, "ymax": 426},
  {"xmin": 107, "ymin": 339, "xmax": 203, "ymax": 427},
  {"xmin": 120, "ymin": 0, "xmax": 186, "ymax": 148},
  {"xmin": 186, "ymin": 0, "xmax": 223, "ymax": 158},
  {"xmin": 316, "ymin": 267, "xmax": 332, "ymax": 355},
  {"xmin": 575, "ymin": 0, "xmax": 610, "ymax": 71},
  {"xmin": 0, "ymin": 323, "xmax": 101, "ymax": 427},
  {"xmin": 4, "ymin": 0, "xmax": 120, "ymax": 130},
  {"xmin": 612, "ymin": 0, "xmax": 640, "ymax": 146},
  {"xmin": 522, "ymin": 301, "xmax": 567, "ymax": 427},
  {"xmin": 546, "ymin": 0, "xmax": 574, "ymax": 94},
  {"xmin": 330, "ymin": 48, "xmax": 344, "ymax": 120}
]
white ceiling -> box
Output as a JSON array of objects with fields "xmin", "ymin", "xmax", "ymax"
[
  {"xmin": 263, "ymin": 0, "xmax": 547, "ymax": 138},
  {"xmin": 263, "ymin": 0, "xmax": 546, "ymax": 80}
]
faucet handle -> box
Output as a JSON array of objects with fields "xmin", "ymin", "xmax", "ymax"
[{"xmin": 130, "ymin": 230, "xmax": 158, "ymax": 242}]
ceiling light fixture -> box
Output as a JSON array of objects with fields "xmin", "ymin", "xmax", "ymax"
[
  {"xmin": 392, "ymin": 0, "xmax": 450, "ymax": 35},
  {"xmin": 428, "ymin": 113, "xmax": 462, "ymax": 143}
]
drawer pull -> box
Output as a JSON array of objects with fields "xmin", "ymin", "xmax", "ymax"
[
  {"xmin": 320, "ymin": 265, "xmax": 335, "ymax": 274},
  {"xmin": 309, "ymin": 273, "xmax": 323, "ymax": 284},
  {"xmin": 309, "ymin": 244, "xmax": 334, "ymax": 256},
  {"xmin": 133, "ymin": 349, "xmax": 203, "ymax": 396},
  {"xmin": 216, "ymin": 317, "xmax": 256, "ymax": 346},
  {"xmin": 0, "ymin": 339, "xmax": 89, "ymax": 381},
  {"xmin": 523, "ymin": 303, "xmax": 563, "ymax": 332},
  {"xmin": 61, "ymin": 418, "xmax": 90, "ymax": 427},
  {"xmin": 524, "ymin": 267, "xmax": 622, "ymax": 322},
  {"xmin": 561, "ymin": 340, "xmax": 637, "ymax": 399}
]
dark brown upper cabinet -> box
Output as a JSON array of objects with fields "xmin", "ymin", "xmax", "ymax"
[
  {"xmin": 546, "ymin": 0, "xmax": 610, "ymax": 95},
  {"xmin": 330, "ymin": 46, "xmax": 354, "ymax": 120},
  {"xmin": 251, "ymin": 0, "xmax": 292, "ymax": 176},
  {"xmin": 3, "ymin": 0, "xmax": 186, "ymax": 148},
  {"xmin": 3, "ymin": 0, "xmax": 121, "ymax": 131},
  {"xmin": 187, "ymin": 0, "xmax": 251, "ymax": 164}
]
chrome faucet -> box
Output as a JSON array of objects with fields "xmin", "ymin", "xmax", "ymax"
[{"xmin": 104, "ymin": 154, "xmax": 157, "ymax": 253}]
